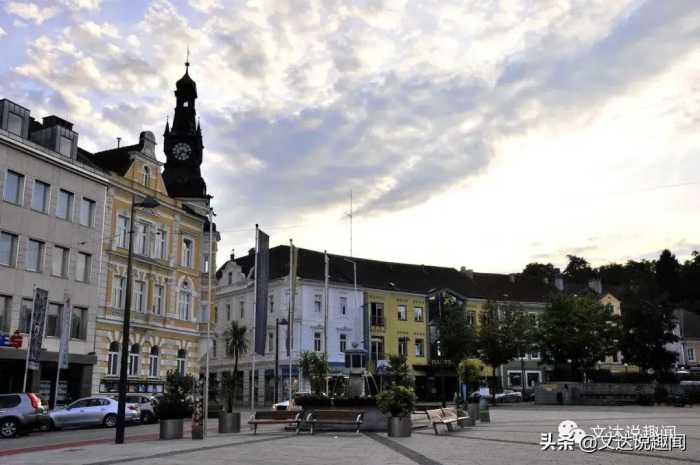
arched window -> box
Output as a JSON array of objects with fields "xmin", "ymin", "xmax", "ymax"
[
  {"xmin": 178, "ymin": 281, "xmax": 192, "ymax": 320},
  {"xmin": 149, "ymin": 346, "xmax": 159, "ymax": 378},
  {"xmin": 128, "ymin": 343, "xmax": 140, "ymax": 376},
  {"xmin": 143, "ymin": 166, "xmax": 151, "ymax": 187},
  {"xmin": 107, "ymin": 341, "xmax": 120, "ymax": 376},
  {"xmin": 176, "ymin": 349, "xmax": 186, "ymax": 375}
]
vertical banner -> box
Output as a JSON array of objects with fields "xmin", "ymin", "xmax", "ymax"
[
  {"xmin": 58, "ymin": 294, "xmax": 72, "ymax": 369},
  {"xmin": 254, "ymin": 228, "xmax": 270, "ymax": 356},
  {"xmin": 286, "ymin": 242, "xmax": 298, "ymax": 356},
  {"xmin": 27, "ymin": 288, "xmax": 48, "ymax": 371},
  {"xmin": 323, "ymin": 251, "xmax": 329, "ymax": 355}
]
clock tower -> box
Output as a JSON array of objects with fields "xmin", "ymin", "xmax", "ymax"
[{"xmin": 162, "ymin": 60, "xmax": 207, "ymax": 198}]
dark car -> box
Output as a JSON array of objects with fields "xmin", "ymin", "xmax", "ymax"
[{"xmin": 0, "ymin": 393, "xmax": 45, "ymax": 438}]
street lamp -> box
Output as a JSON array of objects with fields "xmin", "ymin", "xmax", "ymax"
[
  {"xmin": 274, "ymin": 318, "xmax": 288, "ymax": 404},
  {"xmin": 116, "ymin": 194, "xmax": 160, "ymax": 445}
]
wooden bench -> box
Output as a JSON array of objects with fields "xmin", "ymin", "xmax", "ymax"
[
  {"xmin": 425, "ymin": 408, "xmax": 469, "ymax": 435},
  {"xmin": 248, "ymin": 411, "xmax": 304, "ymax": 434},
  {"xmin": 305, "ymin": 410, "xmax": 364, "ymax": 434}
]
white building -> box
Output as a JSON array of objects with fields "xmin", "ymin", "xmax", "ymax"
[{"xmin": 211, "ymin": 247, "xmax": 363, "ymax": 406}]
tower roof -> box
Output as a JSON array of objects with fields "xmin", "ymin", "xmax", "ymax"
[{"xmin": 175, "ymin": 62, "xmax": 197, "ymax": 99}]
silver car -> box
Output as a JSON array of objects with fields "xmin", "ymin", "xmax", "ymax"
[
  {"xmin": 47, "ymin": 396, "xmax": 140, "ymax": 430},
  {"xmin": 0, "ymin": 393, "xmax": 46, "ymax": 438}
]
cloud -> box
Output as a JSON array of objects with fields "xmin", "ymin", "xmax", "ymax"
[
  {"xmin": 0, "ymin": 27, "xmax": 6, "ymax": 38},
  {"xmin": 5, "ymin": 2, "xmax": 60, "ymax": 24},
  {"xmin": 59, "ymin": 0, "xmax": 102, "ymax": 10}
]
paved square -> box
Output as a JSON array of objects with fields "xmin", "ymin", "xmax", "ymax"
[{"xmin": 2, "ymin": 405, "xmax": 698, "ymax": 465}]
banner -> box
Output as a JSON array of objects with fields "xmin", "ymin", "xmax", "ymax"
[
  {"xmin": 286, "ymin": 242, "xmax": 298, "ymax": 356},
  {"xmin": 254, "ymin": 228, "xmax": 270, "ymax": 356},
  {"xmin": 27, "ymin": 288, "xmax": 48, "ymax": 371},
  {"xmin": 57, "ymin": 294, "xmax": 71, "ymax": 370}
]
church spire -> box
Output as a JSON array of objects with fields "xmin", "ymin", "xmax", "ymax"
[{"xmin": 164, "ymin": 115, "xmax": 170, "ymax": 136}]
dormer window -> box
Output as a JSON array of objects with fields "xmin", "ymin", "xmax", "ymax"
[
  {"xmin": 58, "ymin": 135, "xmax": 72, "ymax": 157},
  {"xmin": 143, "ymin": 166, "xmax": 151, "ymax": 187},
  {"xmin": 7, "ymin": 112, "xmax": 23, "ymax": 136}
]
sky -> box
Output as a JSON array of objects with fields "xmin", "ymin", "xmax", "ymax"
[{"xmin": 1, "ymin": 0, "xmax": 699, "ymax": 274}]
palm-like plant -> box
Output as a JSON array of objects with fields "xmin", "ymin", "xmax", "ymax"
[{"xmin": 224, "ymin": 321, "xmax": 248, "ymax": 412}]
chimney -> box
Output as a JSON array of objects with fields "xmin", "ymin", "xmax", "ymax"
[
  {"xmin": 460, "ymin": 266, "xmax": 474, "ymax": 279},
  {"xmin": 29, "ymin": 114, "xmax": 78, "ymax": 159},
  {"xmin": 553, "ymin": 268, "xmax": 564, "ymax": 291},
  {"xmin": 248, "ymin": 248, "xmax": 255, "ymax": 256},
  {"xmin": 588, "ymin": 278, "xmax": 602, "ymax": 295},
  {"xmin": 230, "ymin": 249, "xmax": 235, "ymax": 262},
  {"xmin": 139, "ymin": 131, "xmax": 156, "ymax": 157}
]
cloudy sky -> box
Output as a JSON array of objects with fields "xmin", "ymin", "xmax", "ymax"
[{"xmin": 2, "ymin": 0, "xmax": 699, "ymax": 273}]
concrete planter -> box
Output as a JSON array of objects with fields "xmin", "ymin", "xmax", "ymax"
[
  {"xmin": 387, "ymin": 417, "xmax": 412, "ymax": 437},
  {"xmin": 160, "ymin": 419, "xmax": 184, "ymax": 440},
  {"xmin": 218, "ymin": 412, "xmax": 240, "ymax": 434}
]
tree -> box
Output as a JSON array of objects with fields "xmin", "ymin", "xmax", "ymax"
[
  {"xmin": 538, "ymin": 294, "xmax": 620, "ymax": 381},
  {"xmin": 223, "ymin": 321, "xmax": 248, "ymax": 411},
  {"xmin": 563, "ymin": 255, "xmax": 595, "ymax": 282},
  {"xmin": 656, "ymin": 249, "xmax": 680, "ymax": 302},
  {"xmin": 457, "ymin": 359, "xmax": 483, "ymax": 392},
  {"xmin": 477, "ymin": 302, "xmax": 514, "ymax": 377},
  {"xmin": 299, "ymin": 351, "xmax": 328, "ymax": 395},
  {"xmin": 680, "ymin": 251, "xmax": 700, "ymax": 313},
  {"xmin": 438, "ymin": 295, "xmax": 476, "ymax": 367},
  {"xmin": 522, "ymin": 262, "xmax": 556, "ymax": 282},
  {"xmin": 387, "ymin": 355, "xmax": 413, "ymax": 387}
]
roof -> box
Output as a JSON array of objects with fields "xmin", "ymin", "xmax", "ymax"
[
  {"xmin": 680, "ymin": 310, "xmax": 700, "ymax": 338},
  {"xmin": 219, "ymin": 245, "xmax": 552, "ymax": 303},
  {"xmin": 87, "ymin": 143, "xmax": 139, "ymax": 175}
]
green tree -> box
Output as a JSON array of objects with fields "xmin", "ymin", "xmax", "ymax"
[
  {"xmin": 457, "ymin": 359, "xmax": 483, "ymax": 392},
  {"xmin": 522, "ymin": 263, "xmax": 556, "ymax": 282},
  {"xmin": 563, "ymin": 255, "xmax": 595, "ymax": 282},
  {"xmin": 538, "ymin": 294, "xmax": 620, "ymax": 380},
  {"xmin": 299, "ymin": 351, "xmax": 328, "ymax": 395},
  {"xmin": 387, "ymin": 355, "xmax": 413, "ymax": 387},
  {"xmin": 438, "ymin": 295, "xmax": 476, "ymax": 367},
  {"xmin": 223, "ymin": 321, "xmax": 248, "ymax": 411}
]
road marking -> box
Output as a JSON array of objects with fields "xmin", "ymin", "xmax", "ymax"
[{"xmin": 364, "ymin": 432, "xmax": 443, "ymax": 465}]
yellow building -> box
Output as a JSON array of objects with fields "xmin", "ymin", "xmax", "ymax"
[{"xmin": 88, "ymin": 63, "xmax": 217, "ymax": 394}]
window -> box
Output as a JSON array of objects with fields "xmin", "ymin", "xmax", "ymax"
[
  {"xmin": 3, "ymin": 171, "xmax": 24, "ymax": 204},
  {"xmin": 149, "ymin": 347, "xmax": 159, "ymax": 377},
  {"xmin": 135, "ymin": 221, "xmax": 149, "ymax": 255},
  {"xmin": 134, "ymin": 281, "xmax": 145, "ymax": 312},
  {"xmin": 414, "ymin": 306, "xmax": 424, "ymax": 322},
  {"xmin": 58, "ymin": 135, "xmax": 72, "ymax": 157},
  {"xmin": 212, "ymin": 339, "xmax": 217, "ymax": 358},
  {"xmin": 107, "ymin": 342, "xmax": 120, "ymax": 376},
  {"xmin": 268, "ymin": 332, "xmax": 274, "ymax": 352},
  {"xmin": 26, "ymin": 239, "xmax": 44, "ymax": 272},
  {"xmin": 70, "ymin": 307, "xmax": 87, "ymax": 340},
  {"xmin": 176, "ymin": 349, "xmax": 186, "ymax": 375},
  {"xmin": 508, "ymin": 372, "xmax": 522, "ymax": 387},
  {"xmin": 415, "ymin": 338, "xmax": 425, "ymax": 357},
  {"xmin": 203, "ymin": 254, "xmax": 210, "ymax": 273},
  {"xmin": 397, "ymin": 305, "xmax": 407, "ymax": 321},
  {"xmin": 179, "ymin": 282, "xmax": 191, "ymax": 320},
  {"xmin": 239, "ymin": 301, "xmax": 244, "ymax": 319},
  {"xmin": 371, "ymin": 337, "xmax": 384, "ymax": 362},
  {"xmin": 339, "ymin": 334, "xmax": 347, "ymax": 353},
  {"xmin": 153, "ymin": 285, "xmax": 164, "ymax": 315},
  {"xmin": 182, "ymin": 238, "xmax": 193, "ymax": 267},
  {"xmin": 227, "ymin": 271, "xmax": 233, "ymax": 285},
  {"xmin": 156, "ymin": 229, "xmax": 167, "ymax": 259},
  {"xmin": 52, "ymin": 246, "xmax": 68, "ymax": 277},
  {"xmin": 398, "ymin": 337, "xmax": 408, "ymax": 357},
  {"xmin": 46, "ymin": 303, "xmax": 63, "ymax": 337},
  {"xmin": 529, "ymin": 352, "xmax": 540, "ymax": 360},
  {"xmin": 143, "ymin": 166, "xmax": 151, "ymax": 187},
  {"xmin": 79, "ymin": 198, "xmax": 95, "ymax": 227},
  {"xmin": 7, "ymin": 112, "xmax": 23, "ymax": 136},
  {"xmin": 117, "ymin": 215, "xmax": 129, "ymax": 248},
  {"xmin": 689, "ymin": 347, "xmax": 696, "ymax": 362},
  {"xmin": 226, "ymin": 303, "xmax": 231, "ymax": 321},
  {"xmin": 314, "ymin": 294, "xmax": 322, "ymax": 312},
  {"xmin": 269, "ymin": 294, "xmax": 274, "ymax": 314},
  {"xmin": 20, "ymin": 299, "xmax": 32, "ymax": 333},
  {"xmin": 128, "ymin": 344, "xmax": 140, "ymax": 376},
  {"xmin": 371, "ymin": 302, "xmax": 384, "ymax": 326},
  {"xmin": 0, "ymin": 295, "xmax": 10, "ymax": 332},
  {"xmin": 56, "ymin": 190, "xmax": 73, "ymax": 220},
  {"xmin": 314, "ymin": 332, "xmax": 321, "ymax": 352},
  {"xmin": 31, "ymin": 180, "xmax": 50, "ymax": 213},
  {"xmin": 112, "ymin": 275, "xmax": 126, "ymax": 309},
  {"xmin": 466, "ymin": 311, "xmax": 476, "ymax": 326},
  {"xmin": 76, "ymin": 252, "xmax": 91, "ymax": 282},
  {"xmin": 0, "ymin": 232, "xmax": 18, "ymax": 267},
  {"xmin": 339, "ymin": 296, "xmax": 347, "ymax": 315}
]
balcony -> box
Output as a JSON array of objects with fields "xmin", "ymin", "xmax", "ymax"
[{"xmin": 371, "ymin": 315, "xmax": 385, "ymax": 327}]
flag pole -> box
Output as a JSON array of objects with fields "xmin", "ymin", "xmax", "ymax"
[
  {"xmin": 204, "ymin": 207, "xmax": 214, "ymax": 436},
  {"xmin": 323, "ymin": 251, "xmax": 329, "ymax": 394},
  {"xmin": 250, "ymin": 224, "xmax": 258, "ymax": 412},
  {"xmin": 22, "ymin": 286, "xmax": 36, "ymax": 392},
  {"xmin": 288, "ymin": 240, "xmax": 293, "ymax": 401}
]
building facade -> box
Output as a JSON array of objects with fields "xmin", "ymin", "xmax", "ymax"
[{"xmin": 0, "ymin": 99, "xmax": 109, "ymax": 405}]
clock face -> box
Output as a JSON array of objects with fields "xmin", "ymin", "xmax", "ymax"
[{"xmin": 172, "ymin": 142, "xmax": 192, "ymax": 161}]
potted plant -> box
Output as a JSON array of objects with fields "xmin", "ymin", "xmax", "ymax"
[
  {"xmin": 376, "ymin": 356, "xmax": 415, "ymax": 437},
  {"xmin": 155, "ymin": 371, "xmax": 194, "ymax": 440},
  {"xmin": 458, "ymin": 359, "xmax": 482, "ymax": 425},
  {"xmin": 219, "ymin": 322, "xmax": 248, "ymax": 433}
]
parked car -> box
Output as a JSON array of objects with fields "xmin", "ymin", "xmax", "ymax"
[
  {"xmin": 494, "ymin": 390, "xmax": 523, "ymax": 403},
  {"xmin": 44, "ymin": 396, "xmax": 140, "ymax": 430},
  {"xmin": 0, "ymin": 393, "xmax": 45, "ymax": 438},
  {"xmin": 108, "ymin": 394, "xmax": 159, "ymax": 423}
]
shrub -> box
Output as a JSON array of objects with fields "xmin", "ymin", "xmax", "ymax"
[
  {"xmin": 155, "ymin": 371, "xmax": 194, "ymax": 420},
  {"xmin": 376, "ymin": 386, "xmax": 416, "ymax": 418}
]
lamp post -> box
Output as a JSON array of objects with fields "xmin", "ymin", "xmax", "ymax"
[
  {"xmin": 274, "ymin": 318, "xmax": 288, "ymax": 404},
  {"xmin": 115, "ymin": 194, "xmax": 160, "ymax": 445}
]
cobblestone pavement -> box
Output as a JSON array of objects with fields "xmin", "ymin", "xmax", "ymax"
[{"xmin": 2, "ymin": 405, "xmax": 698, "ymax": 465}]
